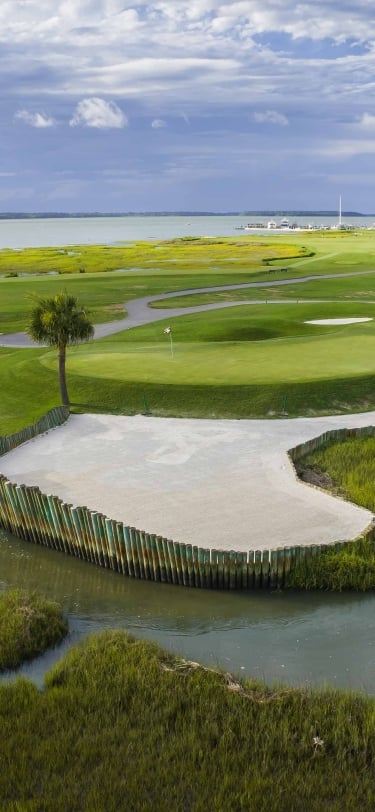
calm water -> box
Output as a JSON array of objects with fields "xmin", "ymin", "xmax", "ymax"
[
  {"xmin": 0, "ymin": 214, "xmax": 374, "ymax": 248},
  {"xmin": 1, "ymin": 528, "xmax": 375, "ymax": 693}
]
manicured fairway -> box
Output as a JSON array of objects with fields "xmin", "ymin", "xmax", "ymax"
[
  {"xmin": 2, "ymin": 232, "xmax": 375, "ymax": 431},
  {"xmin": 150, "ymin": 269, "xmax": 375, "ymax": 308}
]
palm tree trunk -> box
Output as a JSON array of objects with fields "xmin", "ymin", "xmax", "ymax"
[{"xmin": 58, "ymin": 344, "xmax": 70, "ymax": 406}]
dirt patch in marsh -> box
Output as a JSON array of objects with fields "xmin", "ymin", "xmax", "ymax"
[{"xmin": 294, "ymin": 460, "xmax": 337, "ymax": 492}]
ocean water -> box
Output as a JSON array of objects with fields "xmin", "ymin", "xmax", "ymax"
[{"xmin": 0, "ymin": 214, "xmax": 374, "ymax": 249}]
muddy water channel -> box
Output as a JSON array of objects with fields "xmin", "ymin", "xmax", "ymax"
[{"xmin": 1, "ymin": 527, "xmax": 375, "ymax": 693}]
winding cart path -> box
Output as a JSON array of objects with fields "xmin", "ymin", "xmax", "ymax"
[{"xmin": 1, "ymin": 268, "xmax": 375, "ymax": 347}]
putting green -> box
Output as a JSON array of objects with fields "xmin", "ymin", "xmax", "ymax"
[
  {"xmin": 58, "ymin": 337, "xmax": 375, "ymax": 385},
  {"xmin": 40, "ymin": 302, "xmax": 375, "ymax": 386}
]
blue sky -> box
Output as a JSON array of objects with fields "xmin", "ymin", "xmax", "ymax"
[{"xmin": 2, "ymin": 0, "xmax": 375, "ymax": 212}]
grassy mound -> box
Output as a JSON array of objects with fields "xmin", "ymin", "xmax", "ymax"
[
  {"xmin": 4, "ymin": 342, "xmax": 375, "ymax": 436},
  {"xmin": 1, "ymin": 629, "xmax": 375, "ymax": 810},
  {"xmin": 60, "ymin": 302, "xmax": 375, "ymax": 387},
  {"xmin": 0, "ymin": 589, "xmax": 68, "ymax": 670}
]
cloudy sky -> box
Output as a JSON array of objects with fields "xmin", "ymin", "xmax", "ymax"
[{"xmin": 2, "ymin": 0, "xmax": 375, "ymax": 212}]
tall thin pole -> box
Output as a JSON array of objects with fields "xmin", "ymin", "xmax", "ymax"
[
  {"xmin": 339, "ymin": 195, "xmax": 342, "ymax": 227},
  {"xmin": 163, "ymin": 326, "xmax": 174, "ymax": 359}
]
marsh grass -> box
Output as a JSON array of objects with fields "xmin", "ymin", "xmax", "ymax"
[
  {"xmin": 287, "ymin": 537, "xmax": 375, "ymax": 591},
  {"xmin": 288, "ymin": 435, "xmax": 375, "ymax": 590},
  {"xmin": 0, "ymin": 589, "xmax": 68, "ymax": 670},
  {"xmin": 0, "ymin": 630, "xmax": 375, "ymax": 810},
  {"xmin": 300, "ymin": 435, "xmax": 375, "ymax": 513},
  {"xmin": 0, "ymin": 238, "xmax": 306, "ymax": 277},
  {"xmin": 1, "ymin": 232, "xmax": 375, "ymax": 332}
]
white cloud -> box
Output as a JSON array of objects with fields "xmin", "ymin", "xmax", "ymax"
[
  {"xmin": 0, "ymin": 3, "xmax": 373, "ymax": 59},
  {"xmin": 14, "ymin": 110, "xmax": 56, "ymax": 128},
  {"xmin": 4, "ymin": 0, "xmax": 375, "ymax": 214},
  {"xmin": 320, "ymin": 138, "xmax": 375, "ymax": 158},
  {"xmin": 254, "ymin": 110, "xmax": 289, "ymax": 126},
  {"xmin": 69, "ymin": 98, "xmax": 128, "ymax": 129},
  {"xmin": 358, "ymin": 112, "xmax": 375, "ymax": 129},
  {"xmin": 0, "ymin": 1, "xmax": 374, "ymax": 115}
]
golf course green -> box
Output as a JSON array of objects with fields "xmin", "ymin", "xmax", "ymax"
[
  {"xmin": 42, "ymin": 302, "xmax": 375, "ymax": 385},
  {"xmin": 2, "ymin": 230, "xmax": 375, "ymax": 431}
]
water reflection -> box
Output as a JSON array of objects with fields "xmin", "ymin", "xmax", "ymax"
[{"xmin": 1, "ymin": 528, "xmax": 375, "ymax": 693}]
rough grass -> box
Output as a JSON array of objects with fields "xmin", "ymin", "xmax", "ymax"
[
  {"xmin": 288, "ymin": 435, "xmax": 375, "ymax": 591},
  {"xmin": 0, "ymin": 270, "xmax": 258, "ymax": 333},
  {"xmin": 298, "ymin": 434, "xmax": 375, "ymax": 513},
  {"xmin": 287, "ymin": 537, "xmax": 375, "ymax": 591},
  {"xmin": 0, "ymin": 589, "xmax": 68, "ymax": 670},
  {"xmin": 1, "ymin": 629, "xmax": 375, "ymax": 810}
]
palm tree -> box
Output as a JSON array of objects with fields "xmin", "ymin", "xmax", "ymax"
[{"xmin": 27, "ymin": 291, "xmax": 94, "ymax": 406}]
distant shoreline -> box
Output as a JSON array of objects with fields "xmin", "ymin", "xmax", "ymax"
[{"xmin": 0, "ymin": 210, "xmax": 371, "ymax": 220}]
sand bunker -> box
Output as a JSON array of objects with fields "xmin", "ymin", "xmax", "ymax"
[
  {"xmin": 0, "ymin": 412, "xmax": 373, "ymax": 552},
  {"xmin": 305, "ymin": 317, "xmax": 372, "ymax": 325}
]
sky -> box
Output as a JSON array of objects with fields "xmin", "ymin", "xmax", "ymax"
[{"xmin": 2, "ymin": 0, "xmax": 375, "ymax": 213}]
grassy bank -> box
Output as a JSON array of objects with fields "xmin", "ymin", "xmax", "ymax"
[
  {"xmin": 297, "ymin": 433, "xmax": 375, "ymax": 512},
  {"xmin": 288, "ymin": 434, "xmax": 375, "ymax": 591},
  {"xmin": 286, "ymin": 537, "xmax": 375, "ymax": 591},
  {"xmin": 4, "ymin": 299, "xmax": 375, "ymax": 433},
  {"xmin": 3, "ymin": 354, "xmax": 375, "ymax": 436},
  {"xmin": 0, "ymin": 589, "xmax": 68, "ymax": 670},
  {"xmin": 1, "ymin": 629, "xmax": 375, "ymax": 810}
]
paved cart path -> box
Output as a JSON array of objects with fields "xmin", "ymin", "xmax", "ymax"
[
  {"xmin": 1, "ymin": 268, "xmax": 375, "ymax": 347},
  {"xmin": 1, "ymin": 411, "xmax": 374, "ymax": 551}
]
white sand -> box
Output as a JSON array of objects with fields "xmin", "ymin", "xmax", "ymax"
[
  {"xmin": 305, "ymin": 318, "xmax": 372, "ymax": 325},
  {"xmin": 1, "ymin": 412, "xmax": 374, "ymax": 552}
]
